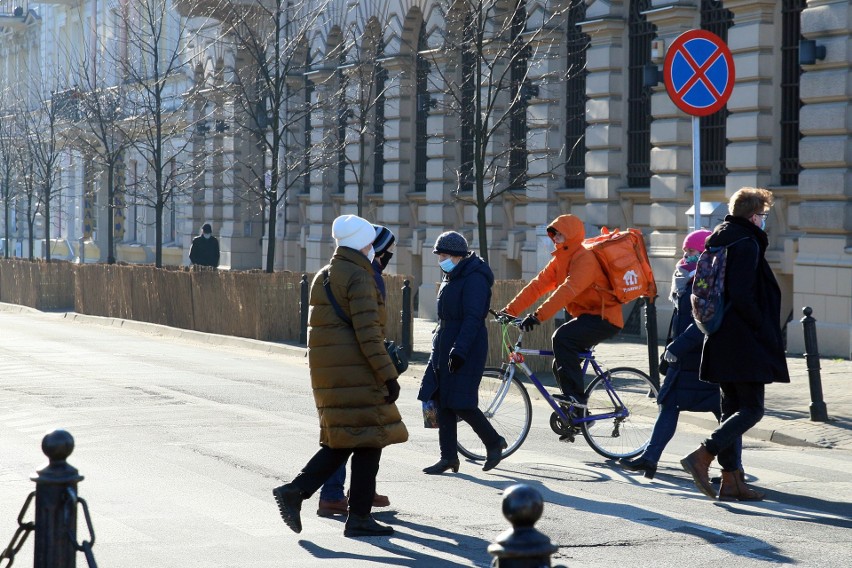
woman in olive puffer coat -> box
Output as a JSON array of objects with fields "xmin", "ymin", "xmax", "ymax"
[{"xmin": 272, "ymin": 215, "xmax": 407, "ymax": 538}]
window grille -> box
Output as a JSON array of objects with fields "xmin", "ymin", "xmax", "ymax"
[
  {"xmin": 508, "ymin": 1, "xmax": 528, "ymax": 190},
  {"xmin": 699, "ymin": 0, "xmax": 733, "ymax": 187},
  {"xmin": 459, "ymin": 15, "xmax": 475, "ymax": 193},
  {"xmin": 303, "ymin": 76, "xmax": 313, "ymax": 194},
  {"xmin": 565, "ymin": 1, "xmax": 588, "ymax": 189},
  {"xmin": 780, "ymin": 0, "xmax": 805, "ymax": 185},
  {"xmin": 373, "ymin": 45, "xmax": 386, "ymax": 194},
  {"xmin": 414, "ymin": 28, "xmax": 429, "ymax": 192},
  {"xmin": 627, "ymin": 0, "xmax": 655, "ymax": 187}
]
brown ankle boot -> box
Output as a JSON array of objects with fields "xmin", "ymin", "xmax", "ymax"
[
  {"xmin": 680, "ymin": 445, "xmax": 716, "ymax": 499},
  {"xmin": 718, "ymin": 470, "xmax": 765, "ymax": 501}
]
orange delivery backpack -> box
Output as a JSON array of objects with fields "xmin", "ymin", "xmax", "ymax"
[{"xmin": 582, "ymin": 227, "xmax": 657, "ymax": 304}]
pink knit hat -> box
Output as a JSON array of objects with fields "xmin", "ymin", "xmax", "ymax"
[{"xmin": 683, "ymin": 229, "xmax": 712, "ymax": 251}]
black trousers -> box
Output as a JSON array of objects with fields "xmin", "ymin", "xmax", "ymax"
[
  {"xmin": 291, "ymin": 446, "xmax": 382, "ymax": 516},
  {"xmin": 552, "ymin": 314, "xmax": 620, "ymax": 399},
  {"xmin": 438, "ymin": 406, "xmax": 501, "ymax": 461},
  {"xmin": 704, "ymin": 381, "xmax": 764, "ymax": 471}
]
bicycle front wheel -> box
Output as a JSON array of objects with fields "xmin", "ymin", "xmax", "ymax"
[
  {"xmin": 581, "ymin": 367, "xmax": 658, "ymax": 460},
  {"xmin": 457, "ymin": 367, "xmax": 532, "ymax": 461}
]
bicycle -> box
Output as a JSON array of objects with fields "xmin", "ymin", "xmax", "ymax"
[{"xmin": 456, "ymin": 310, "xmax": 659, "ymax": 461}]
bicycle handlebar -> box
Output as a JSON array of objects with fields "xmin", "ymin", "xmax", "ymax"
[{"xmin": 488, "ymin": 308, "xmax": 523, "ymax": 328}]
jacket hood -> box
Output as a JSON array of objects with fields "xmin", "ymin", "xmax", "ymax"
[
  {"xmin": 547, "ymin": 214, "xmax": 586, "ymax": 249},
  {"xmin": 449, "ymin": 252, "xmax": 494, "ymax": 285}
]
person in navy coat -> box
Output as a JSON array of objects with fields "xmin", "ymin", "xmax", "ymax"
[
  {"xmin": 620, "ymin": 229, "xmax": 730, "ymax": 479},
  {"xmin": 418, "ymin": 231, "xmax": 506, "ymax": 474}
]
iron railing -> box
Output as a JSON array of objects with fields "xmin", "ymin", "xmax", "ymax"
[
  {"xmin": 699, "ymin": 0, "xmax": 733, "ymax": 187},
  {"xmin": 627, "ymin": 0, "xmax": 654, "ymax": 188},
  {"xmin": 780, "ymin": 0, "xmax": 805, "ymax": 185},
  {"xmin": 565, "ymin": 1, "xmax": 589, "ymax": 189}
]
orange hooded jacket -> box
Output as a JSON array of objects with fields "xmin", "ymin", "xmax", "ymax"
[{"xmin": 504, "ymin": 214, "xmax": 624, "ymax": 328}]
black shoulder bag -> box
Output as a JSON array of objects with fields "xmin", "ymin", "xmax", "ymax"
[{"xmin": 322, "ymin": 270, "xmax": 409, "ymax": 375}]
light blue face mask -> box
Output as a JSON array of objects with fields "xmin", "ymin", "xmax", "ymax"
[
  {"xmin": 684, "ymin": 254, "xmax": 699, "ymax": 264},
  {"xmin": 439, "ymin": 258, "xmax": 457, "ymax": 273},
  {"xmin": 760, "ymin": 217, "xmax": 767, "ymax": 231}
]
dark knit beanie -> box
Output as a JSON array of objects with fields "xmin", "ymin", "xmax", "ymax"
[
  {"xmin": 372, "ymin": 225, "xmax": 396, "ymax": 255},
  {"xmin": 432, "ymin": 231, "xmax": 469, "ymax": 256}
]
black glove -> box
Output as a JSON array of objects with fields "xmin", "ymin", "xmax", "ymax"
[
  {"xmin": 385, "ymin": 378, "xmax": 400, "ymax": 404},
  {"xmin": 519, "ymin": 314, "xmax": 540, "ymax": 332},
  {"xmin": 448, "ymin": 353, "xmax": 465, "ymax": 373}
]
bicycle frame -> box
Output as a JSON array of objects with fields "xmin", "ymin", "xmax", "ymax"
[{"xmin": 497, "ymin": 328, "xmax": 631, "ymax": 426}]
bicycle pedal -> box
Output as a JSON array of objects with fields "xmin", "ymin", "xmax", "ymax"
[{"xmin": 558, "ymin": 433, "xmax": 576, "ymax": 443}]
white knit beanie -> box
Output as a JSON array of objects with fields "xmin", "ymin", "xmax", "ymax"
[{"xmin": 332, "ymin": 214, "xmax": 375, "ymax": 251}]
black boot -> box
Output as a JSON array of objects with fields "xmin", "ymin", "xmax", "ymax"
[
  {"xmin": 344, "ymin": 514, "xmax": 394, "ymax": 537},
  {"xmin": 272, "ymin": 483, "xmax": 304, "ymax": 533},
  {"xmin": 423, "ymin": 458, "xmax": 460, "ymax": 475},
  {"xmin": 483, "ymin": 436, "xmax": 508, "ymax": 471},
  {"xmin": 619, "ymin": 455, "xmax": 657, "ymax": 479}
]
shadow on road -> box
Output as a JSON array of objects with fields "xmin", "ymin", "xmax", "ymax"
[{"xmin": 298, "ymin": 510, "xmax": 492, "ymax": 567}]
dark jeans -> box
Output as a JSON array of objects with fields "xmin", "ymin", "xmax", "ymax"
[
  {"xmin": 552, "ymin": 314, "xmax": 620, "ymax": 399},
  {"xmin": 438, "ymin": 406, "xmax": 501, "ymax": 461},
  {"xmin": 704, "ymin": 382, "xmax": 765, "ymax": 471},
  {"xmin": 642, "ymin": 406, "xmax": 722, "ymax": 464},
  {"xmin": 291, "ymin": 446, "xmax": 382, "ymax": 516}
]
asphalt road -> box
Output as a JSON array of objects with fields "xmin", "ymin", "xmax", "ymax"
[{"xmin": 1, "ymin": 310, "xmax": 850, "ymax": 567}]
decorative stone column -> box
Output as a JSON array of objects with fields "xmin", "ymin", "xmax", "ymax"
[{"xmin": 788, "ymin": 0, "xmax": 852, "ymax": 357}]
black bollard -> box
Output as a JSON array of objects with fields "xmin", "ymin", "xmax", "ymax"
[
  {"xmin": 30, "ymin": 430, "xmax": 84, "ymax": 568},
  {"xmin": 487, "ymin": 484, "xmax": 566, "ymax": 568},
  {"xmin": 644, "ymin": 297, "xmax": 660, "ymax": 391},
  {"xmin": 401, "ymin": 279, "xmax": 412, "ymax": 358},
  {"xmin": 299, "ymin": 274, "xmax": 309, "ymax": 345},
  {"xmin": 800, "ymin": 307, "xmax": 828, "ymax": 422}
]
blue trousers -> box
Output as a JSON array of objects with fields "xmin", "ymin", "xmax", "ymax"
[
  {"xmin": 642, "ymin": 405, "xmax": 721, "ymax": 464},
  {"xmin": 319, "ymin": 464, "xmax": 346, "ymax": 501}
]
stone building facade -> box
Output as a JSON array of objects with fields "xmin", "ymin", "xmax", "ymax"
[{"xmin": 0, "ymin": 0, "xmax": 850, "ymax": 356}]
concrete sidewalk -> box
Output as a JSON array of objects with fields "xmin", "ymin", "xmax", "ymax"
[{"xmin": 7, "ymin": 303, "xmax": 851, "ymax": 452}]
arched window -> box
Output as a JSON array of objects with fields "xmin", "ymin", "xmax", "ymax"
[
  {"xmin": 780, "ymin": 0, "xmax": 805, "ymax": 185},
  {"xmin": 459, "ymin": 12, "xmax": 475, "ymax": 193},
  {"xmin": 508, "ymin": 1, "xmax": 529, "ymax": 189},
  {"xmin": 699, "ymin": 0, "xmax": 733, "ymax": 187},
  {"xmin": 565, "ymin": 1, "xmax": 588, "ymax": 189},
  {"xmin": 627, "ymin": 0, "xmax": 655, "ymax": 187},
  {"xmin": 414, "ymin": 27, "xmax": 429, "ymax": 192},
  {"xmin": 373, "ymin": 42, "xmax": 386, "ymax": 193}
]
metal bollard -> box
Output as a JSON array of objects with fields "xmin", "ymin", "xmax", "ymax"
[
  {"xmin": 299, "ymin": 274, "xmax": 309, "ymax": 345},
  {"xmin": 31, "ymin": 430, "xmax": 84, "ymax": 568},
  {"xmin": 487, "ymin": 484, "xmax": 566, "ymax": 568},
  {"xmin": 644, "ymin": 297, "xmax": 660, "ymax": 391},
  {"xmin": 800, "ymin": 307, "xmax": 828, "ymax": 422},
  {"xmin": 401, "ymin": 279, "xmax": 412, "ymax": 357}
]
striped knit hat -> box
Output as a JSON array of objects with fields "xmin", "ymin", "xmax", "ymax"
[{"xmin": 372, "ymin": 225, "xmax": 396, "ymax": 255}]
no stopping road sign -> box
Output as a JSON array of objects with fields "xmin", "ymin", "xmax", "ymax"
[{"xmin": 664, "ymin": 30, "xmax": 735, "ymax": 117}]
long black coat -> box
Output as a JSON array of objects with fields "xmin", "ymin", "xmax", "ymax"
[
  {"xmin": 418, "ymin": 253, "xmax": 493, "ymax": 409},
  {"xmin": 658, "ymin": 278, "xmax": 720, "ymax": 412},
  {"xmin": 699, "ymin": 216, "xmax": 790, "ymax": 384},
  {"xmin": 189, "ymin": 235, "xmax": 220, "ymax": 267}
]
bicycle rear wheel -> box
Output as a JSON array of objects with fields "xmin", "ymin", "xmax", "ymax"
[
  {"xmin": 457, "ymin": 367, "xmax": 532, "ymax": 461},
  {"xmin": 581, "ymin": 367, "xmax": 658, "ymax": 460}
]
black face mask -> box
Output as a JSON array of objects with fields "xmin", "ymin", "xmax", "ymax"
[{"xmin": 379, "ymin": 251, "xmax": 393, "ymax": 269}]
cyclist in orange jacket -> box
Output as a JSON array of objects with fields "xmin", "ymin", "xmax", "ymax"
[{"xmin": 501, "ymin": 214, "xmax": 622, "ymax": 406}]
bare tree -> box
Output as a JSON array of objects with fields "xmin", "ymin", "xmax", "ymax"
[
  {"xmin": 19, "ymin": 80, "xmax": 68, "ymax": 262},
  {"xmin": 13, "ymin": 118, "xmax": 39, "ymax": 260},
  {"xmin": 427, "ymin": 0, "xmax": 575, "ymax": 263},
  {"xmin": 118, "ymin": 0, "xmax": 199, "ymax": 267},
  {"xmin": 68, "ymin": 3, "xmax": 140, "ymax": 265},
  {"xmin": 0, "ymin": 111, "xmax": 19, "ymax": 258},
  {"xmin": 215, "ymin": 0, "xmax": 329, "ymax": 272}
]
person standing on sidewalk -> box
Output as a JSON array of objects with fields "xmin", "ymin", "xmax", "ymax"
[
  {"xmin": 273, "ymin": 214, "xmax": 408, "ymax": 537},
  {"xmin": 621, "ymin": 229, "xmax": 725, "ymax": 479},
  {"xmin": 681, "ymin": 187, "xmax": 789, "ymax": 501},
  {"xmin": 189, "ymin": 223, "xmax": 220, "ymax": 267},
  {"xmin": 418, "ymin": 231, "xmax": 506, "ymax": 474},
  {"xmin": 316, "ymin": 224, "xmax": 396, "ymax": 517}
]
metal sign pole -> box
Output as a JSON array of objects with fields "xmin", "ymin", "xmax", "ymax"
[{"xmin": 692, "ymin": 115, "xmax": 701, "ymax": 230}]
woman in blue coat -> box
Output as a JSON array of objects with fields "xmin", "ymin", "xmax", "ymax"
[
  {"xmin": 620, "ymin": 230, "xmax": 728, "ymax": 479},
  {"xmin": 418, "ymin": 231, "xmax": 506, "ymax": 474}
]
